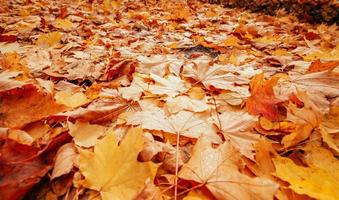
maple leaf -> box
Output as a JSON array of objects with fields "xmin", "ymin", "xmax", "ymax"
[
  {"xmin": 36, "ymin": 32, "xmax": 62, "ymax": 47},
  {"xmin": 166, "ymin": 95, "xmax": 209, "ymax": 114},
  {"xmin": 68, "ymin": 121, "xmax": 107, "ymax": 148},
  {"xmin": 246, "ymin": 73, "xmax": 282, "ymax": 121},
  {"xmin": 179, "ymin": 137, "xmax": 278, "ymax": 200},
  {"xmin": 320, "ymin": 106, "xmax": 339, "ymax": 153},
  {"xmin": 136, "ymin": 55, "xmax": 183, "ymax": 76},
  {"xmin": 282, "ymin": 91, "xmax": 322, "ymax": 147},
  {"xmin": 291, "ymin": 71, "xmax": 339, "ymax": 98},
  {"xmin": 118, "ymin": 73, "xmax": 147, "ymax": 101},
  {"xmin": 79, "ymin": 128, "xmax": 157, "ymax": 200},
  {"xmin": 126, "ymin": 108, "xmax": 220, "ymax": 142},
  {"xmin": 275, "ymin": 71, "xmax": 339, "ymax": 114},
  {"xmin": 273, "ymin": 151, "xmax": 339, "ymax": 200},
  {"xmin": 212, "ymin": 111, "xmax": 260, "ymax": 159},
  {"xmin": 307, "ymin": 59, "xmax": 339, "ymax": 73},
  {"xmin": 53, "ymin": 18, "xmax": 74, "ymax": 30},
  {"xmin": 148, "ymin": 73, "xmax": 188, "ymax": 98},
  {"xmin": 182, "ymin": 58, "xmax": 249, "ymax": 92}
]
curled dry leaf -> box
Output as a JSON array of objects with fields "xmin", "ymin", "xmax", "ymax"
[
  {"xmin": 51, "ymin": 143, "xmax": 77, "ymax": 179},
  {"xmin": 0, "ymin": 84, "xmax": 65, "ymax": 128},
  {"xmin": 52, "ymin": 98, "xmax": 129, "ymax": 123}
]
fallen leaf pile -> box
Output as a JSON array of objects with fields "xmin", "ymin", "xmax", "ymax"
[{"xmin": 0, "ymin": 0, "xmax": 338, "ymax": 199}]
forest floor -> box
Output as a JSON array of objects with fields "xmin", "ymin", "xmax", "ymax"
[{"xmin": 0, "ymin": 0, "xmax": 338, "ymax": 200}]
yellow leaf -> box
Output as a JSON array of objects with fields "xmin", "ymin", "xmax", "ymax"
[
  {"xmin": 188, "ymin": 87, "xmax": 205, "ymax": 100},
  {"xmin": 303, "ymin": 49, "xmax": 339, "ymax": 61},
  {"xmin": 272, "ymin": 49, "xmax": 290, "ymax": 56},
  {"xmin": 68, "ymin": 121, "xmax": 106, "ymax": 148},
  {"xmin": 273, "ymin": 156, "xmax": 339, "ymax": 200},
  {"xmin": 184, "ymin": 190, "xmax": 210, "ymax": 200},
  {"xmin": 36, "ymin": 32, "xmax": 62, "ymax": 47},
  {"xmin": 281, "ymin": 124, "xmax": 313, "ymax": 148},
  {"xmin": 254, "ymin": 35, "xmax": 280, "ymax": 44},
  {"xmin": 229, "ymin": 53, "xmax": 238, "ymax": 65},
  {"xmin": 304, "ymin": 144, "xmax": 339, "ymax": 181},
  {"xmin": 223, "ymin": 35, "xmax": 240, "ymax": 47},
  {"xmin": 55, "ymin": 89, "xmax": 90, "ymax": 108},
  {"xmin": 79, "ymin": 128, "xmax": 156, "ymax": 200},
  {"xmin": 53, "ymin": 18, "xmax": 74, "ymax": 30}
]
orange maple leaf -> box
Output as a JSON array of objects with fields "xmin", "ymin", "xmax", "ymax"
[
  {"xmin": 246, "ymin": 73, "xmax": 282, "ymax": 121},
  {"xmin": 307, "ymin": 59, "xmax": 339, "ymax": 73}
]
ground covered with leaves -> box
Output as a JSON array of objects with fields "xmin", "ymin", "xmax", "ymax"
[{"xmin": 0, "ymin": 0, "xmax": 338, "ymax": 200}]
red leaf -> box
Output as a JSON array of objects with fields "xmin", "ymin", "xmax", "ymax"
[
  {"xmin": 0, "ymin": 140, "xmax": 51, "ymax": 200},
  {"xmin": 246, "ymin": 73, "xmax": 282, "ymax": 121},
  {"xmin": 58, "ymin": 7, "xmax": 68, "ymax": 19},
  {"xmin": 0, "ymin": 132, "xmax": 71, "ymax": 200},
  {"xmin": 304, "ymin": 32, "xmax": 320, "ymax": 40},
  {"xmin": 0, "ymin": 35, "xmax": 17, "ymax": 43}
]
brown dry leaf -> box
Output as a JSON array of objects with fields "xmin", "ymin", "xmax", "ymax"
[
  {"xmin": 183, "ymin": 59, "xmax": 248, "ymax": 92},
  {"xmin": 213, "ymin": 111, "xmax": 259, "ymax": 158},
  {"xmin": 148, "ymin": 74, "xmax": 188, "ymax": 98},
  {"xmin": 0, "ymin": 84, "xmax": 65, "ymax": 128},
  {"xmin": 291, "ymin": 71, "xmax": 339, "ymax": 98},
  {"xmin": 79, "ymin": 128, "xmax": 157, "ymax": 200},
  {"xmin": 118, "ymin": 73, "xmax": 147, "ymax": 101},
  {"xmin": 126, "ymin": 109, "xmax": 220, "ymax": 142},
  {"xmin": 166, "ymin": 95, "xmax": 209, "ymax": 114},
  {"xmin": 179, "ymin": 136, "xmax": 278, "ymax": 200},
  {"xmin": 52, "ymin": 98, "xmax": 129, "ymax": 123},
  {"xmin": 51, "ymin": 143, "xmax": 77, "ymax": 179}
]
